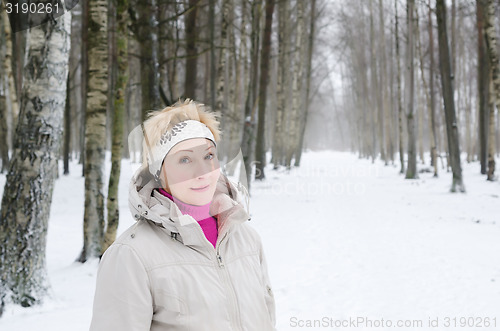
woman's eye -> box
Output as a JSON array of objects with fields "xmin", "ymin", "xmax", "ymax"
[
  {"xmin": 205, "ymin": 153, "xmax": 214, "ymax": 160},
  {"xmin": 179, "ymin": 157, "xmax": 190, "ymax": 164}
]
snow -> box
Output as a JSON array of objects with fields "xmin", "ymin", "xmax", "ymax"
[{"xmin": 1, "ymin": 151, "xmax": 499, "ymax": 330}]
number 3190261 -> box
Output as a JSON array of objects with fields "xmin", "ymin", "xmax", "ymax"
[{"xmin": 4, "ymin": 2, "xmax": 60, "ymax": 14}]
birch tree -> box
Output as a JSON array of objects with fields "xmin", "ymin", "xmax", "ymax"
[
  {"xmin": 225, "ymin": 0, "xmax": 242, "ymax": 161},
  {"xmin": 79, "ymin": 0, "xmax": 108, "ymax": 262},
  {"xmin": 0, "ymin": 13, "xmax": 9, "ymax": 173},
  {"xmin": 80, "ymin": 0, "xmax": 88, "ymax": 171},
  {"xmin": 215, "ymin": 0, "xmax": 231, "ymax": 123},
  {"xmin": 102, "ymin": 0, "xmax": 129, "ymax": 254},
  {"xmin": 0, "ymin": 10, "xmax": 19, "ymax": 172},
  {"xmin": 0, "ymin": 8, "xmax": 71, "ymax": 312},
  {"xmin": 286, "ymin": 0, "xmax": 305, "ymax": 169},
  {"xmin": 1, "ymin": 10, "xmax": 19, "ymax": 139},
  {"xmin": 482, "ymin": 0, "xmax": 499, "ymax": 180}
]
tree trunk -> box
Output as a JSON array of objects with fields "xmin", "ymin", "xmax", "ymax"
[
  {"xmin": 0, "ymin": 78, "xmax": 8, "ymax": 174},
  {"xmin": 68, "ymin": 2, "xmax": 83, "ymax": 172},
  {"xmin": 242, "ymin": 0, "xmax": 261, "ymax": 189},
  {"xmin": 476, "ymin": 0, "xmax": 490, "ymax": 175},
  {"xmin": 436, "ymin": 0, "xmax": 465, "ymax": 192},
  {"xmin": 295, "ymin": 0, "xmax": 316, "ymax": 167},
  {"xmin": 465, "ymin": 73, "xmax": 473, "ymax": 163},
  {"xmin": 130, "ymin": 0, "xmax": 161, "ymax": 121},
  {"xmin": 395, "ymin": 0, "xmax": 405, "ymax": 174},
  {"xmin": 80, "ymin": 0, "xmax": 89, "ymax": 172},
  {"xmin": 63, "ymin": 71, "xmax": 71, "ymax": 175},
  {"xmin": 254, "ymin": 0, "xmax": 275, "ymax": 180},
  {"xmin": 0, "ymin": 9, "xmax": 71, "ymax": 312},
  {"xmin": 388, "ymin": 18, "xmax": 395, "ymax": 164},
  {"xmin": 225, "ymin": 0, "xmax": 240, "ymax": 162},
  {"xmin": 482, "ymin": 0, "xmax": 500, "ymax": 180},
  {"xmin": 79, "ymin": 0, "xmax": 108, "ymax": 262},
  {"xmin": 1, "ymin": 10, "xmax": 20, "ymax": 141},
  {"xmin": 102, "ymin": 0, "xmax": 129, "ymax": 254},
  {"xmin": 415, "ymin": 5, "xmax": 429, "ymax": 166},
  {"xmin": 107, "ymin": 0, "xmax": 117, "ymax": 153},
  {"xmin": 369, "ymin": 0, "xmax": 379, "ymax": 162},
  {"xmin": 11, "ymin": 30, "xmax": 26, "ymax": 129},
  {"xmin": 418, "ymin": 76, "xmax": 425, "ymax": 164},
  {"xmin": 378, "ymin": 0, "xmax": 390, "ymax": 166},
  {"xmin": 286, "ymin": 0, "xmax": 305, "ymax": 169},
  {"xmin": 171, "ymin": 5, "xmax": 180, "ymax": 101},
  {"xmin": 451, "ymin": 0, "xmax": 456, "ymax": 77},
  {"xmin": 405, "ymin": 0, "xmax": 418, "ymax": 179},
  {"xmin": 208, "ymin": 0, "xmax": 216, "ymax": 109},
  {"xmin": 428, "ymin": 0, "xmax": 438, "ymax": 177},
  {"xmin": 487, "ymin": 73, "xmax": 496, "ymax": 180},
  {"xmin": 215, "ymin": 0, "xmax": 230, "ymax": 121},
  {"xmin": 158, "ymin": 3, "xmax": 170, "ymax": 103},
  {"xmin": 271, "ymin": 0, "xmax": 290, "ymax": 169},
  {"xmin": 184, "ymin": 0, "xmax": 198, "ymax": 99},
  {"xmin": 239, "ymin": 0, "xmax": 248, "ymax": 117},
  {"xmin": 0, "ymin": 13, "xmax": 10, "ymax": 173}
]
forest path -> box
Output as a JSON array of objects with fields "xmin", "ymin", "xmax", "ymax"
[{"xmin": 251, "ymin": 151, "xmax": 500, "ymax": 330}]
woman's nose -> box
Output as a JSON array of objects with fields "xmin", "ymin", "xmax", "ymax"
[{"xmin": 194, "ymin": 160, "xmax": 215, "ymax": 179}]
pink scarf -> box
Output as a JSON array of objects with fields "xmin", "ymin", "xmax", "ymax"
[{"xmin": 157, "ymin": 188, "xmax": 218, "ymax": 248}]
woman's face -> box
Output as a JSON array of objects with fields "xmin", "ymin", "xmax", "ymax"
[{"xmin": 160, "ymin": 138, "xmax": 220, "ymax": 206}]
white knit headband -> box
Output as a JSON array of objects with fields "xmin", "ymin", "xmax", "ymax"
[{"xmin": 145, "ymin": 120, "xmax": 217, "ymax": 180}]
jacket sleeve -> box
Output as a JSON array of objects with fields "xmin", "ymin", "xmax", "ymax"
[
  {"xmin": 259, "ymin": 240, "xmax": 277, "ymax": 330},
  {"xmin": 89, "ymin": 243, "xmax": 153, "ymax": 331}
]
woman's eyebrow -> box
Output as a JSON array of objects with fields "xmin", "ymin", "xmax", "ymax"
[{"xmin": 174, "ymin": 146, "xmax": 213, "ymax": 154}]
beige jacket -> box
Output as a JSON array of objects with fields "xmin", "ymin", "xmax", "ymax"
[{"xmin": 90, "ymin": 166, "xmax": 276, "ymax": 331}]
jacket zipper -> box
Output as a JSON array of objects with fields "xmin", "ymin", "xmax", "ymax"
[
  {"xmin": 216, "ymin": 232, "xmax": 228, "ymax": 268},
  {"xmin": 214, "ymin": 230, "xmax": 243, "ymax": 330}
]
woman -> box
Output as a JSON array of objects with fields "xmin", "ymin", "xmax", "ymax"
[{"xmin": 90, "ymin": 99, "xmax": 276, "ymax": 331}]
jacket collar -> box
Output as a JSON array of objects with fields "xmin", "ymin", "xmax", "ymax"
[{"xmin": 128, "ymin": 165, "xmax": 250, "ymax": 248}]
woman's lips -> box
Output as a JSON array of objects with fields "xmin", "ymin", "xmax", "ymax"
[{"xmin": 191, "ymin": 185, "xmax": 209, "ymax": 192}]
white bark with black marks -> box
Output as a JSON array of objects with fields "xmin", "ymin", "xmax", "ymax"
[
  {"xmin": 79, "ymin": 0, "xmax": 108, "ymax": 262},
  {"xmin": 0, "ymin": 8, "xmax": 71, "ymax": 313}
]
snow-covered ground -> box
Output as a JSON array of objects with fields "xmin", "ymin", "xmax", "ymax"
[{"xmin": 0, "ymin": 151, "xmax": 499, "ymax": 330}]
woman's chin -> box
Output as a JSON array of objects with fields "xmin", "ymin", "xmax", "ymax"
[{"xmin": 185, "ymin": 193, "xmax": 213, "ymax": 206}]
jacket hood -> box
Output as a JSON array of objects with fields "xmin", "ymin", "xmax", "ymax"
[{"xmin": 128, "ymin": 165, "xmax": 251, "ymax": 246}]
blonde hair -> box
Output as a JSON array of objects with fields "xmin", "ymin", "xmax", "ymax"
[{"xmin": 141, "ymin": 99, "xmax": 221, "ymax": 167}]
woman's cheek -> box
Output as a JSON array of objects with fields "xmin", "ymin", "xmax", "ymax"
[{"xmin": 167, "ymin": 168, "xmax": 195, "ymax": 185}]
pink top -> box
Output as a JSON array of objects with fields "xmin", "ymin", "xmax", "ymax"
[{"xmin": 158, "ymin": 188, "xmax": 218, "ymax": 248}]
